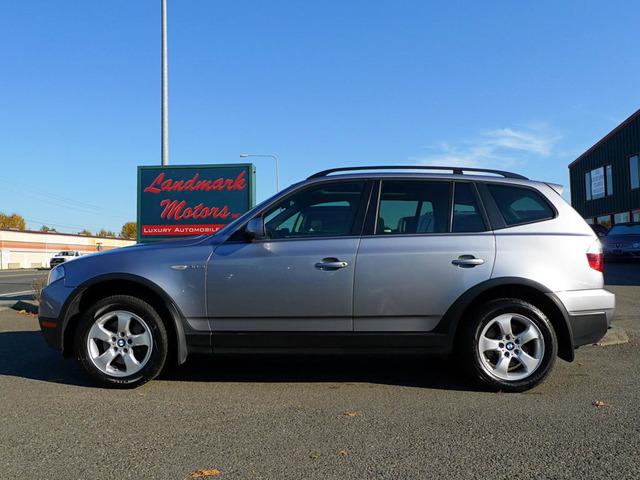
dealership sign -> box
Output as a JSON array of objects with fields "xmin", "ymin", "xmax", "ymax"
[{"xmin": 137, "ymin": 164, "xmax": 255, "ymax": 242}]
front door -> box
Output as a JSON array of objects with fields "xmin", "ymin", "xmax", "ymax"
[
  {"xmin": 354, "ymin": 180, "xmax": 495, "ymax": 331},
  {"xmin": 206, "ymin": 180, "xmax": 370, "ymax": 332}
]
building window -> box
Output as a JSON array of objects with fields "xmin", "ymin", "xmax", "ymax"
[
  {"xmin": 614, "ymin": 212, "xmax": 630, "ymax": 224},
  {"xmin": 630, "ymin": 155, "xmax": 640, "ymax": 189},
  {"xmin": 585, "ymin": 165, "xmax": 613, "ymax": 200},
  {"xmin": 584, "ymin": 217, "xmax": 594, "ymax": 224},
  {"xmin": 596, "ymin": 215, "xmax": 612, "ymax": 229},
  {"xmin": 632, "ymin": 209, "xmax": 640, "ymax": 222},
  {"xmin": 585, "ymin": 172, "xmax": 591, "ymax": 201}
]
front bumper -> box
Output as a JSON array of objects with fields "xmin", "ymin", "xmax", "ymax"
[
  {"xmin": 38, "ymin": 279, "xmax": 75, "ymax": 351},
  {"xmin": 553, "ymin": 288, "xmax": 615, "ymax": 348}
]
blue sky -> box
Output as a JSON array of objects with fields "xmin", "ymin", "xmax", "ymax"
[{"xmin": 1, "ymin": 1, "xmax": 639, "ymax": 233}]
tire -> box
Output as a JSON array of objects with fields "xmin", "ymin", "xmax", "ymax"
[
  {"xmin": 460, "ymin": 298, "xmax": 557, "ymax": 392},
  {"xmin": 75, "ymin": 295, "xmax": 168, "ymax": 388}
]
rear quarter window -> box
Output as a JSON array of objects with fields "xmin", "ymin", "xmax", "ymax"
[{"xmin": 487, "ymin": 184, "xmax": 554, "ymax": 226}]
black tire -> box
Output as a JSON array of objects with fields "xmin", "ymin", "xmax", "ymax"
[
  {"xmin": 460, "ymin": 298, "xmax": 557, "ymax": 392},
  {"xmin": 75, "ymin": 295, "xmax": 168, "ymax": 388}
]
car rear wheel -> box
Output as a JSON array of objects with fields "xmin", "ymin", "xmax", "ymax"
[
  {"xmin": 461, "ymin": 298, "xmax": 557, "ymax": 392},
  {"xmin": 75, "ymin": 295, "xmax": 168, "ymax": 388}
]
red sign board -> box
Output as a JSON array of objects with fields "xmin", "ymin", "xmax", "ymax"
[{"xmin": 137, "ymin": 164, "xmax": 256, "ymax": 242}]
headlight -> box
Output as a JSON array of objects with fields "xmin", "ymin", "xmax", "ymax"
[{"xmin": 47, "ymin": 265, "xmax": 65, "ymax": 286}]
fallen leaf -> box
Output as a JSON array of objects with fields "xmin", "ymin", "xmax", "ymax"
[
  {"xmin": 309, "ymin": 452, "xmax": 320, "ymax": 460},
  {"xmin": 189, "ymin": 469, "xmax": 223, "ymax": 478},
  {"xmin": 337, "ymin": 449, "xmax": 351, "ymax": 457},
  {"xmin": 593, "ymin": 400, "xmax": 610, "ymax": 408},
  {"xmin": 342, "ymin": 411, "xmax": 362, "ymax": 417}
]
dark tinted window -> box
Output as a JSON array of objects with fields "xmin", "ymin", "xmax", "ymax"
[
  {"xmin": 487, "ymin": 184, "xmax": 554, "ymax": 226},
  {"xmin": 377, "ymin": 181, "xmax": 450, "ymax": 234},
  {"xmin": 263, "ymin": 181, "xmax": 365, "ymax": 238},
  {"xmin": 452, "ymin": 183, "xmax": 485, "ymax": 232}
]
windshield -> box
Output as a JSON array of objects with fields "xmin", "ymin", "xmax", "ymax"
[
  {"xmin": 607, "ymin": 224, "xmax": 640, "ymax": 235},
  {"xmin": 58, "ymin": 251, "xmax": 74, "ymax": 256}
]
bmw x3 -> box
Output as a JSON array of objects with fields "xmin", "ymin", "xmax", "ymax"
[{"xmin": 39, "ymin": 166, "xmax": 615, "ymax": 391}]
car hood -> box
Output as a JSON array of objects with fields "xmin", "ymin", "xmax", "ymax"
[{"xmin": 61, "ymin": 234, "xmax": 221, "ymax": 266}]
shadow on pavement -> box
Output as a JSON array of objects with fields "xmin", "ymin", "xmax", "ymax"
[
  {"xmin": 0, "ymin": 331, "xmax": 91, "ymax": 387},
  {"xmin": 604, "ymin": 260, "xmax": 640, "ymax": 286},
  {"xmin": 0, "ymin": 330, "xmax": 480, "ymax": 392},
  {"xmin": 161, "ymin": 353, "xmax": 481, "ymax": 392}
]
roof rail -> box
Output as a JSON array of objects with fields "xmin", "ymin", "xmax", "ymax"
[{"xmin": 307, "ymin": 165, "xmax": 528, "ymax": 180}]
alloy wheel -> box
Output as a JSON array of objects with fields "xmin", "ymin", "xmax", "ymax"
[
  {"xmin": 477, "ymin": 313, "xmax": 545, "ymax": 381},
  {"xmin": 86, "ymin": 310, "xmax": 153, "ymax": 378}
]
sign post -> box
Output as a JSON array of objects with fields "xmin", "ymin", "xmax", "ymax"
[{"xmin": 137, "ymin": 164, "xmax": 255, "ymax": 242}]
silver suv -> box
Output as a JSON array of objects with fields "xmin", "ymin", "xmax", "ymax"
[{"xmin": 39, "ymin": 166, "xmax": 615, "ymax": 391}]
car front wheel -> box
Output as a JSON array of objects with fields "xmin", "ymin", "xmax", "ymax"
[
  {"xmin": 462, "ymin": 298, "xmax": 557, "ymax": 392},
  {"xmin": 75, "ymin": 295, "xmax": 168, "ymax": 388}
]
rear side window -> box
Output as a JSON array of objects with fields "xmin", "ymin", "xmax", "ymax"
[
  {"xmin": 377, "ymin": 181, "xmax": 450, "ymax": 234},
  {"xmin": 452, "ymin": 183, "xmax": 486, "ymax": 232},
  {"xmin": 487, "ymin": 184, "xmax": 554, "ymax": 226}
]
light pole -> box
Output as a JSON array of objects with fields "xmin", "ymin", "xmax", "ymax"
[
  {"xmin": 239, "ymin": 154, "xmax": 280, "ymax": 191},
  {"xmin": 161, "ymin": 0, "xmax": 169, "ymax": 165}
]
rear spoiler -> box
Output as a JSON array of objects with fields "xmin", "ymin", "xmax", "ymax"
[{"xmin": 545, "ymin": 183, "xmax": 564, "ymax": 195}]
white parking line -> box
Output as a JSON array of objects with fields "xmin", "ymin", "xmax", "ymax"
[{"xmin": 0, "ymin": 290, "xmax": 35, "ymax": 299}]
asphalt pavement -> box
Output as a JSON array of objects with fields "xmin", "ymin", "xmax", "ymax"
[
  {"xmin": 0, "ymin": 265, "xmax": 638, "ymax": 479},
  {"xmin": 0, "ymin": 269, "xmax": 46, "ymax": 302}
]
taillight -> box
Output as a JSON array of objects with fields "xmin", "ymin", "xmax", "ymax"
[{"xmin": 587, "ymin": 240, "xmax": 604, "ymax": 272}]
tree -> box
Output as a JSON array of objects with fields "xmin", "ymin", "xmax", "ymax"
[
  {"xmin": 96, "ymin": 229, "xmax": 116, "ymax": 238},
  {"xmin": 40, "ymin": 225, "xmax": 57, "ymax": 232},
  {"xmin": 78, "ymin": 229, "xmax": 92, "ymax": 236},
  {"xmin": 120, "ymin": 222, "xmax": 137, "ymax": 240},
  {"xmin": 0, "ymin": 212, "xmax": 26, "ymax": 230}
]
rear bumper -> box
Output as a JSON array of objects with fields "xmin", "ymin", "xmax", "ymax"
[
  {"xmin": 567, "ymin": 312, "xmax": 608, "ymax": 348},
  {"xmin": 553, "ymin": 288, "xmax": 615, "ymax": 348}
]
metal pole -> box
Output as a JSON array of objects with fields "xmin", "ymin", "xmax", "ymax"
[
  {"xmin": 269, "ymin": 154, "xmax": 280, "ymax": 192},
  {"xmin": 161, "ymin": 0, "xmax": 169, "ymax": 165},
  {"xmin": 240, "ymin": 154, "xmax": 280, "ymax": 191}
]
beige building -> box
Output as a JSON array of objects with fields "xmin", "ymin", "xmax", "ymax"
[{"xmin": 0, "ymin": 229, "xmax": 135, "ymax": 269}]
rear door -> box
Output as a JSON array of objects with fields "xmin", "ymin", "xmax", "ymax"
[{"xmin": 353, "ymin": 180, "xmax": 495, "ymax": 331}]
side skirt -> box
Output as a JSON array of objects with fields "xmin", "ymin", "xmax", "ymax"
[{"xmin": 190, "ymin": 332, "xmax": 452, "ymax": 355}]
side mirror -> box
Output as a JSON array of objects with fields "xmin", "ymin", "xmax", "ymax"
[{"xmin": 245, "ymin": 217, "xmax": 266, "ymax": 240}]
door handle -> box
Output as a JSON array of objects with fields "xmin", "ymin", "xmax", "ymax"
[
  {"xmin": 315, "ymin": 258, "xmax": 349, "ymax": 270},
  {"xmin": 452, "ymin": 255, "xmax": 485, "ymax": 268}
]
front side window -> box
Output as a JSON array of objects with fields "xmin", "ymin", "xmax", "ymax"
[
  {"xmin": 376, "ymin": 181, "xmax": 450, "ymax": 234},
  {"xmin": 452, "ymin": 182, "xmax": 486, "ymax": 232},
  {"xmin": 487, "ymin": 184, "xmax": 554, "ymax": 226},
  {"xmin": 262, "ymin": 181, "xmax": 365, "ymax": 238}
]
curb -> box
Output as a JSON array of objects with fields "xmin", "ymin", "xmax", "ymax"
[{"xmin": 594, "ymin": 325, "xmax": 629, "ymax": 347}]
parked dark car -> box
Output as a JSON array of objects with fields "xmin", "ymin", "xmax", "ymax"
[
  {"xmin": 602, "ymin": 222, "xmax": 640, "ymax": 259},
  {"xmin": 590, "ymin": 224, "xmax": 608, "ymax": 238}
]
